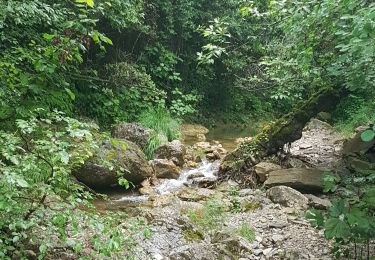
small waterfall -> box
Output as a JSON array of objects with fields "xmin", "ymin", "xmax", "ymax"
[{"xmin": 154, "ymin": 159, "xmax": 220, "ymax": 194}]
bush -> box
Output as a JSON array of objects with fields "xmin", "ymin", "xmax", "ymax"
[
  {"xmin": 75, "ymin": 62, "xmax": 166, "ymax": 127},
  {"xmin": 333, "ymin": 95, "xmax": 375, "ymax": 136},
  {"xmin": 306, "ymin": 129, "xmax": 375, "ymax": 258},
  {"xmin": 0, "ymin": 110, "xmax": 135, "ymax": 258}
]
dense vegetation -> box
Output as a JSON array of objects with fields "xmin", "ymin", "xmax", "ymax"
[{"xmin": 0, "ymin": 0, "xmax": 374, "ymax": 258}]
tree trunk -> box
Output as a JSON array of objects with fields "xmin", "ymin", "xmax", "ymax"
[{"xmin": 218, "ymin": 86, "xmax": 341, "ymax": 184}]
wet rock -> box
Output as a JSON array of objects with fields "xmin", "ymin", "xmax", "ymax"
[
  {"xmin": 265, "ymin": 168, "xmax": 324, "ymax": 192},
  {"xmin": 74, "ymin": 139, "xmax": 154, "ymax": 189},
  {"xmin": 185, "ymin": 161, "xmax": 199, "ymax": 168},
  {"xmin": 305, "ymin": 194, "xmax": 331, "ymax": 210},
  {"xmin": 177, "ymin": 187, "xmax": 216, "ymax": 202},
  {"xmin": 267, "ymin": 186, "xmax": 309, "ymax": 209},
  {"xmin": 112, "ymin": 122, "xmax": 153, "ymax": 150},
  {"xmin": 191, "ymin": 176, "xmax": 217, "ymax": 188},
  {"xmin": 139, "ymin": 186, "xmax": 157, "ymax": 195},
  {"xmin": 187, "ymin": 172, "xmax": 205, "ymax": 180},
  {"xmin": 150, "ymin": 159, "xmax": 180, "ymax": 179},
  {"xmin": 254, "ymin": 162, "xmax": 282, "ymax": 182},
  {"xmin": 194, "ymin": 142, "xmax": 214, "ymax": 153},
  {"xmin": 154, "ymin": 140, "xmax": 186, "ymax": 167},
  {"xmin": 206, "ymin": 151, "xmax": 221, "ymax": 161}
]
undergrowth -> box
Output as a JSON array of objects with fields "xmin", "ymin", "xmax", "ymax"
[
  {"xmin": 187, "ymin": 197, "xmax": 226, "ymax": 232},
  {"xmin": 138, "ymin": 107, "xmax": 181, "ymax": 159}
]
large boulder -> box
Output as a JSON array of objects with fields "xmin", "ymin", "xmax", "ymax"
[
  {"xmin": 149, "ymin": 159, "xmax": 180, "ymax": 179},
  {"xmin": 343, "ymin": 126, "xmax": 375, "ymax": 156},
  {"xmin": 264, "ymin": 168, "xmax": 324, "ymax": 192},
  {"xmin": 112, "ymin": 122, "xmax": 153, "ymax": 150},
  {"xmin": 254, "ymin": 162, "xmax": 282, "ymax": 182},
  {"xmin": 154, "ymin": 140, "xmax": 186, "ymax": 167},
  {"xmin": 305, "ymin": 194, "xmax": 331, "ymax": 210},
  {"xmin": 181, "ymin": 124, "xmax": 209, "ymax": 143},
  {"xmin": 267, "ymin": 186, "xmax": 309, "ymax": 209},
  {"xmin": 74, "ymin": 139, "xmax": 154, "ymax": 189},
  {"xmin": 289, "ymin": 119, "xmax": 345, "ymax": 171}
]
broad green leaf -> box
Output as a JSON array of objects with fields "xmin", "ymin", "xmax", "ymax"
[
  {"xmin": 324, "ymin": 218, "xmax": 350, "ymax": 239},
  {"xmin": 328, "ymin": 199, "xmax": 348, "ymax": 218},
  {"xmin": 305, "ymin": 209, "xmax": 325, "ymax": 228},
  {"xmin": 60, "ymin": 151, "xmax": 70, "ymax": 164},
  {"xmin": 76, "ymin": 0, "xmax": 94, "ymax": 8},
  {"xmin": 16, "ymin": 178, "xmax": 29, "ymax": 188},
  {"xmin": 65, "ymin": 88, "xmax": 76, "ymax": 101},
  {"xmin": 42, "ymin": 34, "xmax": 54, "ymax": 41},
  {"xmin": 361, "ymin": 130, "xmax": 375, "ymax": 142}
]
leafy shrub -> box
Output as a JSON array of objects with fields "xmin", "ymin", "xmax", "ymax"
[
  {"xmin": 0, "ymin": 110, "xmax": 135, "ymax": 258},
  {"xmin": 76, "ymin": 62, "xmax": 166, "ymax": 127},
  {"xmin": 333, "ymin": 95, "xmax": 375, "ymax": 136},
  {"xmin": 306, "ymin": 131, "xmax": 375, "ymax": 259},
  {"xmin": 170, "ymin": 88, "xmax": 201, "ymax": 118}
]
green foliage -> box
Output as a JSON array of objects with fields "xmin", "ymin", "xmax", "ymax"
[
  {"xmin": 76, "ymin": 62, "xmax": 166, "ymax": 126},
  {"xmin": 187, "ymin": 197, "xmax": 226, "ymax": 232},
  {"xmin": 333, "ymin": 96, "xmax": 375, "ymax": 136},
  {"xmin": 0, "ymin": 111, "xmax": 135, "ymax": 258},
  {"xmin": 306, "ymin": 164, "xmax": 375, "ymax": 258},
  {"xmin": 322, "ymin": 172, "xmax": 341, "ymax": 193},
  {"xmin": 229, "ymin": 187, "xmax": 242, "ymax": 213},
  {"xmin": 197, "ymin": 18, "xmax": 231, "ymax": 65},
  {"xmin": 170, "ymin": 88, "xmax": 201, "ymax": 118},
  {"xmin": 138, "ymin": 107, "xmax": 181, "ymax": 159},
  {"xmin": 0, "ymin": 0, "xmax": 114, "ymax": 125}
]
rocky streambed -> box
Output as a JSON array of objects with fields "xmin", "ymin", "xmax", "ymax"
[{"xmin": 73, "ymin": 119, "xmax": 362, "ymax": 259}]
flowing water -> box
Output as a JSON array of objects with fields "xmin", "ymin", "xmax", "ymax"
[
  {"xmin": 153, "ymin": 159, "xmax": 220, "ymax": 194},
  {"xmin": 93, "ymin": 160, "xmax": 220, "ymax": 211},
  {"xmin": 94, "ymin": 123, "xmax": 255, "ymax": 211}
]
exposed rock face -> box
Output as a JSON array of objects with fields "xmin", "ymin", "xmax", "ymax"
[
  {"xmin": 154, "ymin": 140, "xmax": 186, "ymax": 167},
  {"xmin": 254, "ymin": 162, "xmax": 282, "ymax": 182},
  {"xmin": 305, "ymin": 194, "xmax": 331, "ymax": 210},
  {"xmin": 150, "ymin": 159, "xmax": 180, "ymax": 179},
  {"xmin": 112, "ymin": 122, "xmax": 153, "ymax": 150},
  {"xmin": 177, "ymin": 187, "xmax": 216, "ymax": 202},
  {"xmin": 181, "ymin": 124, "xmax": 209, "ymax": 143},
  {"xmin": 264, "ymin": 168, "xmax": 324, "ymax": 192},
  {"xmin": 343, "ymin": 128, "xmax": 375, "ymax": 156},
  {"xmin": 267, "ymin": 186, "xmax": 309, "ymax": 209},
  {"xmin": 289, "ymin": 119, "xmax": 345, "ymax": 171},
  {"xmin": 74, "ymin": 139, "xmax": 154, "ymax": 189}
]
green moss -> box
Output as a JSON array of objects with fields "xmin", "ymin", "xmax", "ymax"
[
  {"xmin": 183, "ymin": 228, "xmax": 204, "ymax": 242},
  {"xmin": 243, "ymin": 201, "xmax": 262, "ymax": 212}
]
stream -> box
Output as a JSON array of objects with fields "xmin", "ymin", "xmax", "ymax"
[{"xmin": 93, "ymin": 123, "xmax": 253, "ymax": 212}]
